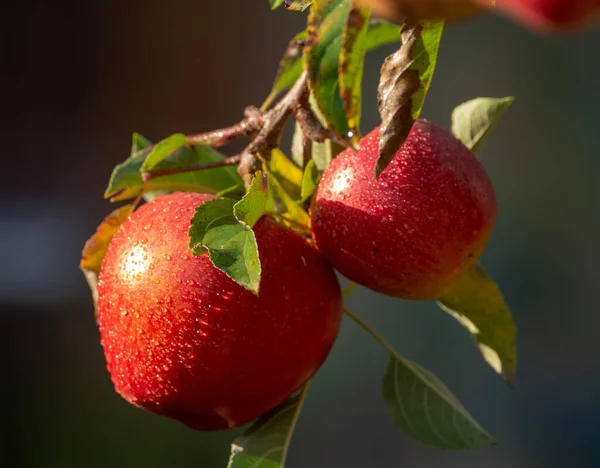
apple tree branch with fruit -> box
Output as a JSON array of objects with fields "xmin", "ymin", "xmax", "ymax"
[{"xmin": 79, "ymin": 0, "xmax": 600, "ymax": 466}]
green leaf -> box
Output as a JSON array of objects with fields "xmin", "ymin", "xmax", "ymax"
[
  {"xmin": 234, "ymin": 172, "xmax": 268, "ymax": 229},
  {"xmin": 269, "ymin": 149, "xmax": 303, "ymax": 200},
  {"xmin": 130, "ymin": 132, "xmax": 152, "ymax": 155},
  {"xmin": 127, "ymin": 134, "xmax": 172, "ymax": 203},
  {"xmin": 343, "ymin": 306, "xmax": 495, "ymax": 451},
  {"xmin": 364, "ymin": 19, "xmax": 400, "ymax": 50},
  {"xmin": 438, "ymin": 264, "xmax": 517, "ymax": 386},
  {"xmin": 451, "ymin": 97, "xmax": 515, "ymax": 154},
  {"xmin": 270, "ymin": 0, "xmax": 285, "ymax": 9},
  {"xmin": 105, "ymin": 145, "xmax": 242, "ymax": 202},
  {"xmin": 188, "ymin": 197, "xmax": 262, "ymax": 294},
  {"xmin": 140, "ymin": 133, "xmax": 187, "ymax": 172},
  {"xmin": 264, "ymin": 31, "xmax": 309, "ymax": 109},
  {"xmin": 301, "ymin": 159, "xmax": 320, "ymax": 201},
  {"xmin": 339, "ymin": 6, "xmax": 370, "ymax": 146},
  {"xmin": 267, "ymin": 19, "xmax": 399, "ymax": 106},
  {"xmin": 376, "ymin": 20, "xmax": 444, "ymax": 177},
  {"xmin": 216, "ymin": 183, "xmax": 246, "ymax": 198},
  {"xmin": 267, "ymin": 171, "xmax": 311, "ymax": 230},
  {"xmin": 291, "ymin": 121, "xmax": 307, "ymax": 168},
  {"xmin": 305, "ymin": 0, "xmax": 352, "ymax": 137},
  {"xmin": 291, "ymin": 94, "xmax": 345, "ymax": 172},
  {"xmin": 228, "ymin": 386, "xmax": 309, "ymax": 468},
  {"xmin": 383, "ymin": 354, "xmax": 497, "ymax": 450}
]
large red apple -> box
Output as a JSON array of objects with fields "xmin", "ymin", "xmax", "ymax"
[
  {"xmin": 478, "ymin": 0, "xmax": 600, "ymax": 29},
  {"xmin": 97, "ymin": 192, "xmax": 342, "ymax": 430},
  {"xmin": 311, "ymin": 121, "xmax": 497, "ymax": 301}
]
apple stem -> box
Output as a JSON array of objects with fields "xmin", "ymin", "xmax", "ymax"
[
  {"xmin": 343, "ymin": 306, "xmax": 402, "ymax": 361},
  {"xmin": 342, "ymin": 282, "xmax": 358, "ymax": 297},
  {"xmin": 280, "ymin": 383, "xmax": 309, "ymax": 467}
]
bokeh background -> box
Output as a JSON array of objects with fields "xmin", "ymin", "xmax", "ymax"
[{"xmin": 2, "ymin": 2, "xmax": 600, "ymax": 467}]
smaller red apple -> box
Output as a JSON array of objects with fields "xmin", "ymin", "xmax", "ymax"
[
  {"xmin": 479, "ymin": 0, "xmax": 600, "ymax": 30},
  {"xmin": 354, "ymin": 0, "xmax": 481, "ymax": 22},
  {"xmin": 311, "ymin": 121, "xmax": 497, "ymax": 301}
]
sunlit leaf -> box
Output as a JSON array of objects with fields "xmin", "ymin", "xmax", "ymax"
[
  {"xmin": 130, "ymin": 132, "xmax": 152, "ymax": 155},
  {"xmin": 301, "ymin": 159, "xmax": 320, "ymax": 201},
  {"xmin": 291, "ymin": 94, "xmax": 345, "ymax": 172},
  {"xmin": 267, "ymin": 18, "xmax": 400, "ymax": 105},
  {"xmin": 105, "ymin": 145, "xmax": 242, "ymax": 202},
  {"xmin": 451, "ymin": 97, "xmax": 515, "ymax": 154},
  {"xmin": 305, "ymin": 0, "xmax": 352, "ymax": 137},
  {"xmin": 290, "ymin": 121, "xmax": 307, "ymax": 168},
  {"xmin": 285, "ymin": 0, "xmax": 313, "ymax": 11},
  {"xmin": 270, "ymin": 0, "xmax": 285, "ymax": 9},
  {"xmin": 383, "ymin": 354, "xmax": 497, "ymax": 449},
  {"xmin": 439, "ymin": 264, "xmax": 517, "ymax": 386},
  {"xmin": 364, "ymin": 19, "xmax": 400, "ymax": 50},
  {"xmin": 140, "ymin": 133, "xmax": 187, "ymax": 172},
  {"xmin": 228, "ymin": 386, "xmax": 309, "ymax": 468},
  {"xmin": 339, "ymin": 5, "xmax": 371, "ymax": 146},
  {"xmin": 269, "ymin": 149, "xmax": 303, "ymax": 200},
  {"xmin": 267, "ymin": 172, "xmax": 311, "ymax": 230},
  {"xmin": 80, "ymin": 204, "xmax": 133, "ymax": 316},
  {"xmin": 234, "ymin": 171, "xmax": 269, "ymax": 229},
  {"xmin": 376, "ymin": 20, "xmax": 443, "ymax": 177}
]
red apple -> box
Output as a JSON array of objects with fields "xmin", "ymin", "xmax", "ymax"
[
  {"xmin": 97, "ymin": 192, "xmax": 342, "ymax": 430},
  {"xmin": 478, "ymin": 0, "xmax": 600, "ymax": 29},
  {"xmin": 311, "ymin": 121, "xmax": 497, "ymax": 301},
  {"xmin": 354, "ymin": 0, "xmax": 481, "ymax": 22}
]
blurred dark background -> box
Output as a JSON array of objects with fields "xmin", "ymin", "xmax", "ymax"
[{"xmin": 2, "ymin": 1, "xmax": 600, "ymax": 467}]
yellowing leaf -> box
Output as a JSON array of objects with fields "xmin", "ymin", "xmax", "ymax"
[
  {"xmin": 439, "ymin": 264, "xmax": 517, "ymax": 386},
  {"xmin": 269, "ymin": 149, "xmax": 303, "ymax": 200},
  {"xmin": 451, "ymin": 97, "xmax": 515, "ymax": 154},
  {"xmin": 268, "ymin": 173, "xmax": 311, "ymax": 231},
  {"xmin": 80, "ymin": 204, "xmax": 133, "ymax": 316}
]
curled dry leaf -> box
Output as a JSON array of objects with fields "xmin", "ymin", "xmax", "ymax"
[
  {"xmin": 376, "ymin": 20, "xmax": 443, "ymax": 177},
  {"xmin": 80, "ymin": 204, "xmax": 133, "ymax": 317},
  {"xmin": 285, "ymin": 0, "xmax": 313, "ymax": 11}
]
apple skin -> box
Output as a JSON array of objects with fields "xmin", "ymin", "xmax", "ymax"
[
  {"xmin": 483, "ymin": 0, "xmax": 600, "ymax": 30},
  {"xmin": 311, "ymin": 121, "xmax": 497, "ymax": 301},
  {"xmin": 97, "ymin": 192, "xmax": 342, "ymax": 431},
  {"xmin": 354, "ymin": 0, "xmax": 481, "ymax": 22},
  {"xmin": 355, "ymin": 0, "xmax": 600, "ymax": 30}
]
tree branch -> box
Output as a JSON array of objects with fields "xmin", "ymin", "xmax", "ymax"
[{"xmin": 139, "ymin": 69, "xmax": 345, "ymax": 190}]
